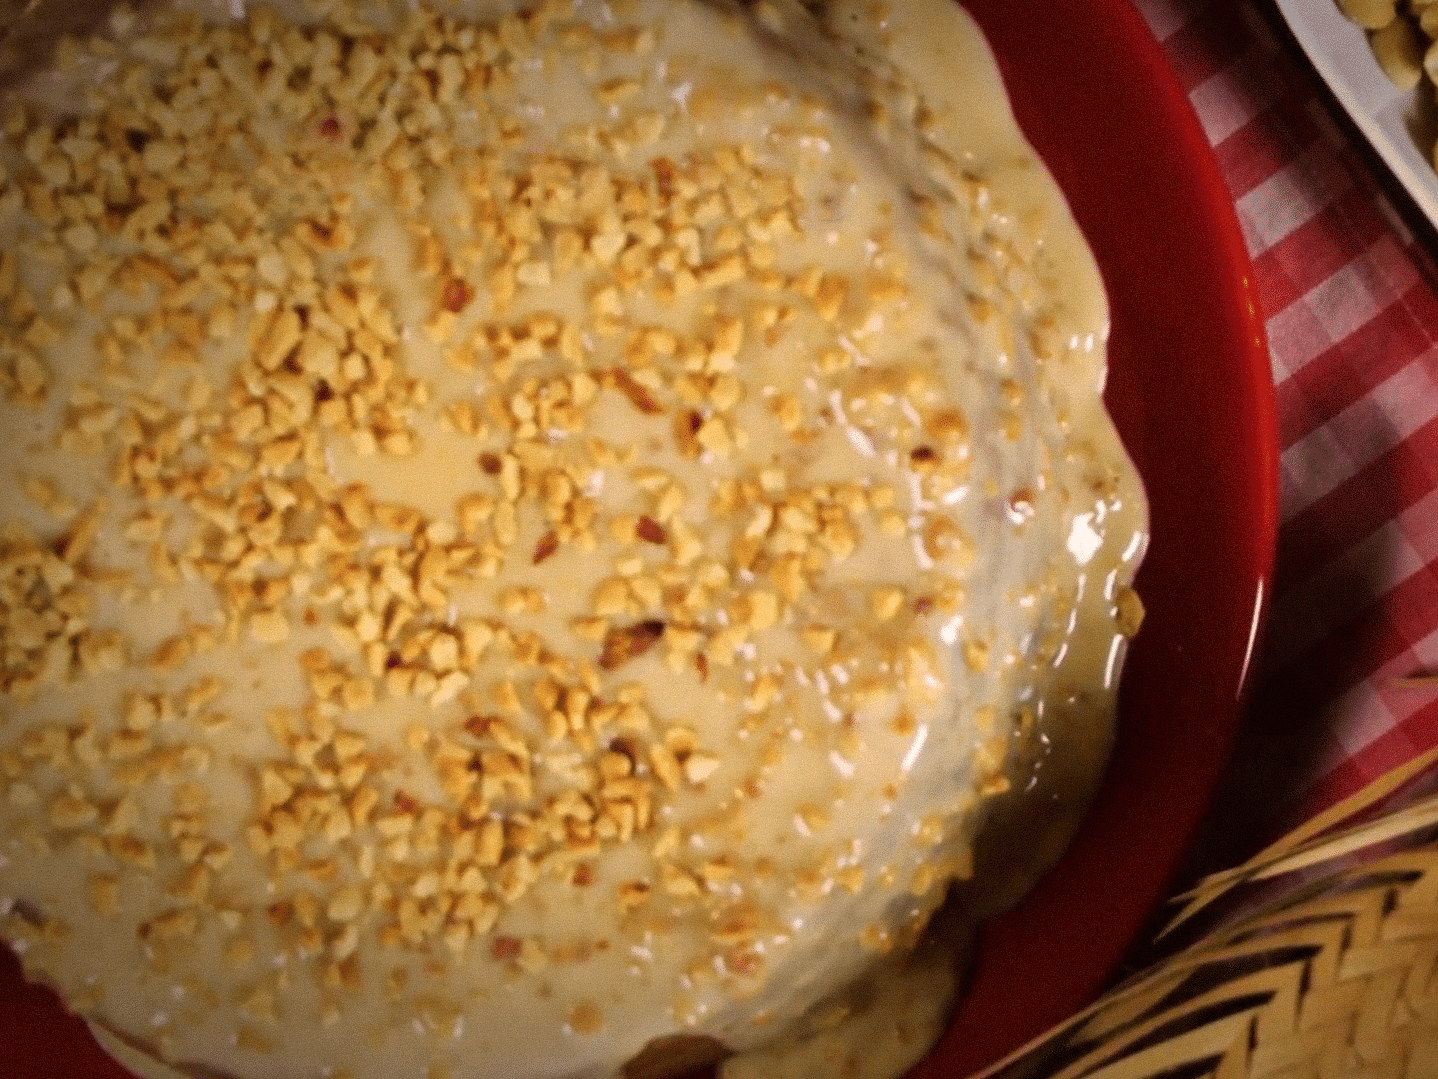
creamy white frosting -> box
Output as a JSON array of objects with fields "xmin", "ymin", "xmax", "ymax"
[{"xmin": 0, "ymin": 2, "xmax": 1146, "ymax": 1078}]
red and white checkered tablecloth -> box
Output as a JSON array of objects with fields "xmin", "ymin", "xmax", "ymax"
[{"xmin": 1129, "ymin": 0, "xmax": 1438, "ymax": 838}]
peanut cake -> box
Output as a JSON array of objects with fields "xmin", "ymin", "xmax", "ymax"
[{"xmin": 0, "ymin": 1, "xmax": 1148, "ymax": 1077}]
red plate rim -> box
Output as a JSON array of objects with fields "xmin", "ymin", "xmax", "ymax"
[{"xmin": 915, "ymin": 1, "xmax": 1280, "ymax": 1075}]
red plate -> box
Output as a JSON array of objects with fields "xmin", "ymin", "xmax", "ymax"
[
  {"xmin": 915, "ymin": 0, "xmax": 1279, "ymax": 1075},
  {"xmin": 0, "ymin": 1, "xmax": 1277, "ymax": 1077}
]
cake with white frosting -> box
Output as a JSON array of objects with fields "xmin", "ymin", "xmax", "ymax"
[{"xmin": 0, "ymin": 2, "xmax": 1147, "ymax": 1077}]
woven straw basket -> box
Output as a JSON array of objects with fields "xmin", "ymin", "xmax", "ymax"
[{"xmin": 979, "ymin": 746, "xmax": 1438, "ymax": 1079}]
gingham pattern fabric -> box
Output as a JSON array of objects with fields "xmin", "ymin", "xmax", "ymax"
[{"xmin": 1135, "ymin": 0, "xmax": 1438, "ymax": 818}]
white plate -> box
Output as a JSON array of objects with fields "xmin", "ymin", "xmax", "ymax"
[{"xmin": 1275, "ymin": 0, "xmax": 1438, "ymax": 225}]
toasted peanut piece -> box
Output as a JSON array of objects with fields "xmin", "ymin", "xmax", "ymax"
[
  {"xmin": 1371, "ymin": 18, "xmax": 1424, "ymax": 89},
  {"xmin": 1337, "ymin": 0, "xmax": 1396, "ymax": 30}
]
